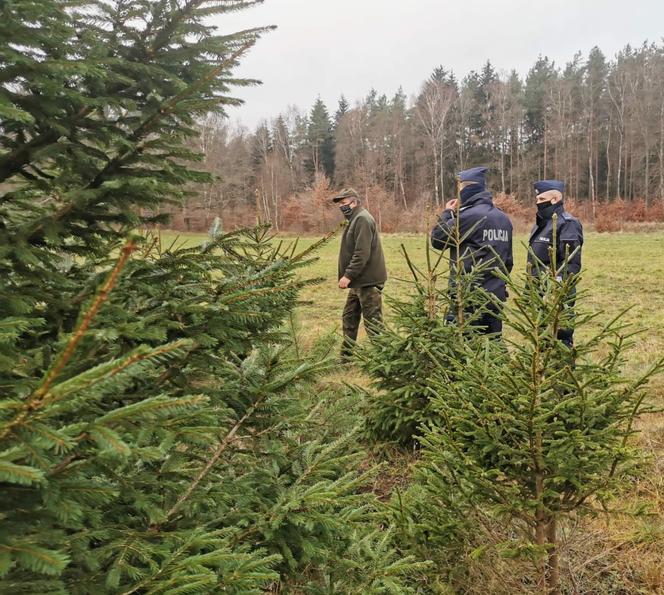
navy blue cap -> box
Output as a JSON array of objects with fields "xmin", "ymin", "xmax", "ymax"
[
  {"xmin": 457, "ymin": 166, "xmax": 488, "ymax": 187},
  {"xmin": 534, "ymin": 179, "xmax": 565, "ymax": 195}
]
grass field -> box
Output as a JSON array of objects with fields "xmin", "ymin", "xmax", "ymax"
[
  {"xmin": 163, "ymin": 228, "xmax": 664, "ymax": 590},
  {"xmin": 164, "ymin": 229, "xmax": 664, "ymax": 381},
  {"xmin": 164, "ymin": 228, "xmax": 664, "ymax": 448}
]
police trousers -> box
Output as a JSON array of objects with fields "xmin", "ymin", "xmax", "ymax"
[
  {"xmin": 445, "ymin": 302, "xmax": 503, "ymax": 337},
  {"xmin": 341, "ymin": 285, "xmax": 383, "ymax": 358},
  {"xmin": 557, "ymin": 319, "xmax": 574, "ymax": 347}
]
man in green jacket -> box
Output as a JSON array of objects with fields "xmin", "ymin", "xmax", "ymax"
[{"xmin": 332, "ymin": 188, "xmax": 388, "ymax": 361}]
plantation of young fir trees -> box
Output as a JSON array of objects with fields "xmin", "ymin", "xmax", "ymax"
[
  {"xmin": 359, "ymin": 218, "xmax": 663, "ymax": 592},
  {"xmin": 0, "ymin": 1, "xmax": 428, "ymax": 592},
  {"xmin": 2, "ymin": 1, "xmax": 662, "ymax": 594}
]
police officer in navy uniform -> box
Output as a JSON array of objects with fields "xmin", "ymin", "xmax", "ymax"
[
  {"xmin": 528, "ymin": 179, "xmax": 583, "ymax": 347},
  {"xmin": 431, "ymin": 166, "xmax": 513, "ymax": 336}
]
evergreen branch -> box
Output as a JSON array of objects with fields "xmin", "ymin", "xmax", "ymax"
[
  {"xmin": 161, "ymin": 394, "xmax": 266, "ymax": 523},
  {"xmin": 607, "ymin": 354, "xmax": 664, "ymax": 479},
  {"xmin": 400, "ymin": 244, "xmax": 424, "ymax": 284},
  {"xmin": 289, "ymin": 221, "xmax": 345, "ymax": 263},
  {"xmin": 0, "ymin": 544, "xmax": 69, "ymax": 576},
  {"xmin": 160, "ymin": 353, "xmax": 329, "ymax": 525},
  {"xmin": 46, "ymin": 341, "xmax": 192, "ymax": 406},
  {"xmin": 0, "ymin": 241, "xmax": 136, "ymax": 442},
  {"xmin": 118, "ymin": 533, "xmax": 199, "ymax": 595},
  {"xmin": 85, "ymin": 40, "xmax": 257, "ymax": 191},
  {"xmin": 22, "ymin": 40, "xmax": 255, "ymax": 241},
  {"xmin": 0, "ymin": 459, "xmax": 45, "ymax": 486},
  {"xmin": 0, "ymin": 128, "xmax": 60, "ymax": 185},
  {"xmin": 0, "ymin": 100, "xmax": 93, "ymax": 186},
  {"xmin": 220, "ymin": 284, "xmax": 299, "ymax": 306},
  {"xmin": 34, "ymin": 241, "xmax": 136, "ymax": 397},
  {"xmin": 48, "ymin": 452, "xmax": 82, "ymax": 478},
  {"xmin": 145, "ymin": 0, "xmax": 264, "ymax": 59}
]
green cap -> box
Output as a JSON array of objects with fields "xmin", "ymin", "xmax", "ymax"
[{"xmin": 332, "ymin": 188, "xmax": 359, "ymax": 203}]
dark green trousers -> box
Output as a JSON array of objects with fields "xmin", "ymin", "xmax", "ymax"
[{"xmin": 341, "ymin": 285, "xmax": 383, "ymax": 358}]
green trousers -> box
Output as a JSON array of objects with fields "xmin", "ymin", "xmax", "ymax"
[{"xmin": 341, "ymin": 285, "xmax": 383, "ymax": 359}]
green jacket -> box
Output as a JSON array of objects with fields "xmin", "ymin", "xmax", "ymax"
[{"xmin": 338, "ymin": 206, "xmax": 387, "ymax": 288}]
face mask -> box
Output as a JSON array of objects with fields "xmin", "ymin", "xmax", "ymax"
[
  {"xmin": 339, "ymin": 204, "xmax": 354, "ymax": 217},
  {"xmin": 536, "ymin": 200, "xmax": 556, "ymax": 219},
  {"xmin": 460, "ymin": 185, "xmax": 484, "ymax": 203}
]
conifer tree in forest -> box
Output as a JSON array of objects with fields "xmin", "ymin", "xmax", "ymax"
[
  {"xmin": 305, "ymin": 97, "xmax": 335, "ymax": 180},
  {"xmin": 334, "ymin": 94, "xmax": 350, "ymax": 130},
  {"xmin": 0, "ymin": 1, "xmax": 425, "ymax": 592}
]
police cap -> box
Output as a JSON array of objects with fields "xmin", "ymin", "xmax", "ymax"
[
  {"xmin": 534, "ymin": 179, "xmax": 565, "ymax": 195},
  {"xmin": 457, "ymin": 166, "xmax": 488, "ymax": 187}
]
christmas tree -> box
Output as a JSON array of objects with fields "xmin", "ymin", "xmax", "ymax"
[
  {"xmin": 1, "ymin": 2, "xmax": 424, "ymax": 591},
  {"xmin": 359, "ymin": 206, "xmax": 502, "ymax": 446},
  {"xmin": 374, "ymin": 243, "xmax": 663, "ymax": 592}
]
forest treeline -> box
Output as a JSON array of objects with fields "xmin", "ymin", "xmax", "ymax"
[{"xmin": 179, "ymin": 41, "xmax": 664, "ymax": 232}]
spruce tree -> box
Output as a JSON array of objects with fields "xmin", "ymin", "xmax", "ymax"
[
  {"xmin": 305, "ymin": 97, "xmax": 335, "ymax": 179},
  {"xmin": 1, "ymin": 2, "xmax": 425, "ymax": 592},
  {"xmin": 359, "ymin": 204, "xmax": 504, "ymax": 446},
  {"xmin": 360, "ymin": 209, "xmax": 662, "ymax": 591},
  {"xmin": 334, "ymin": 94, "xmax": 350, "ymax": 129},
  {"xmin": 413, "ymin": 253, "xmax": 663, "ymax": 592},
  {"xmin": 358, "ymin": 240, "xmax": 470, "ymax": 445}
]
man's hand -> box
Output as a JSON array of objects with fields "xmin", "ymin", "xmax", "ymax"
[
  {"xmin": 338, "ymin": 276, "xmax": 351, "ymax": 289},
  {"xmin": 445, "ymin": 199, "xmax": 458, "ymax": 211}
]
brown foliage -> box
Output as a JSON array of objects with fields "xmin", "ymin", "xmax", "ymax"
[
  {"xmin": 577, "ymin": 198, "xmax": 664, "ymax": 232},
  {"xmin": 493, "ymin": 193, "xmax": 533, "ymax": 233},
  {"xmin": 168, "ymin": 191, "xmax": 664, "ymax": 235}
]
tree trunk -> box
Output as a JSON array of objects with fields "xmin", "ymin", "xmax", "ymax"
[
  {"xmin": 546, "ymin": 518, "xmax": 560, "ymax": 595},
  {"xmin": 628, "ymin": 134, "xmax": 634, "ymax": 200},
  {"xmin": 543, "ymin": 121, "xmax": 548, "ymax": 179},
  {"xmin": 595, "ymin": 137, "xmax": 600, "ymax": 202},
  {"xmin": 534, "ymin": 477, "xmax": 549, "ymax": 593},
  {"xmin": 659, "ymin": 99, "xmax": 664, "ymax": 200},
  {"xmin": 432, "ymin": 144, "xmax": 439, "ymax": 205},
  {"xmin": 400, "ymin": 177, "xmax": 407, "ymax": 209},
  {"xmin": 500, "ymin": 137, "xmax": 506, "ymax": 194},
  {"xmin": 271, "ymin": 163, "xmax": 279, "ymax": 231},
  {"xmin": 616, "ymin": 130, "xmax": 623, "ymax": 199},
  {"xmin": 605, "ymin": 121, "xmax": 612, "ymax": 201},
  {"xmin": 575, "ymin": 144, "xmax": 579, "ymax": 201},
  {"xmin": 509, "ymin": 136, "xmax": 514, "ymax": 195},
  {"xmin": 587, "ymin": 123, "xmax": 596, "ymax": 217},
  {"xmin": 644, "ymin": 149, "xmax": 650, "ymax": 207},
  {"xmin": 440, "ymin": 141, "xmax": 445, "ymax": 202}
]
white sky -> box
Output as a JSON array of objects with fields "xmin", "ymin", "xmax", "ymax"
[{"xmin": 215, "ymin": 0, "xmax": 664, "ymax": 128}]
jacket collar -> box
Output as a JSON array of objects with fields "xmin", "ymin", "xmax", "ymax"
[
  {"xmin": 460, "ymin": 189, "xmax": 493, "ymax": 209},
  {"xmin": 346, "ymin": 205, "xmax": 365, "ymax": 223}
]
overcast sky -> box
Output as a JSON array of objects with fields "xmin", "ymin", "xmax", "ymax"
[{"xmin": 215, "ymin": 0, "xmax": 664, "ymax": 128}]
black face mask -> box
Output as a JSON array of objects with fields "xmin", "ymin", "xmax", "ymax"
[
  {"xmin": 460, "ymin": 185, "xmax": 484, "ymax": 203},
  {"xmin": 536, "ymin": 200, "xmax": 556, "ymax": 220},
  {"xmin": 339, "ymin": 204, "xmax": 354, "ymax": 218}
]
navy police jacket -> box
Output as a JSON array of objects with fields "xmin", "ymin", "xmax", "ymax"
[
  {"xmin": 527, "ymin": 202, "xmax": 583, "ymax": 277},
  {"xmin": 431, "ymin": 190, "xmax": 514, "ymax": 301}
]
